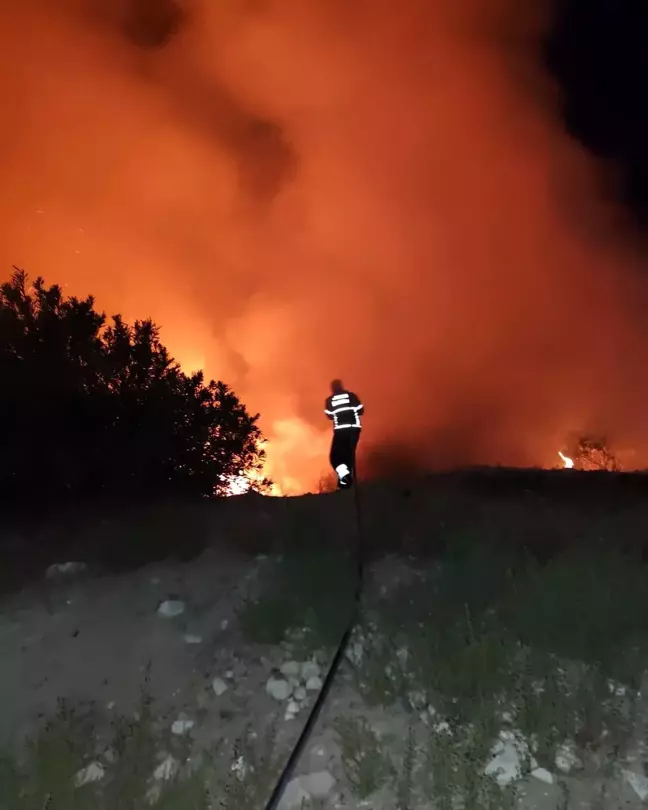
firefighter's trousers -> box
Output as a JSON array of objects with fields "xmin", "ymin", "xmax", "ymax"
[{"xmin": 329, "ymin": 427, "xmax": 361, "ymax": 488}]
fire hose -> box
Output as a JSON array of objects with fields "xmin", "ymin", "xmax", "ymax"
[{"xmin": 262, "ymin": 479, "xmax": 366, "ymax": 810}]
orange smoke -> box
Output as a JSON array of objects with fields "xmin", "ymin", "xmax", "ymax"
[{"xmin": 2, "ymin": 0, "xmax": 648, "ymax": 493}]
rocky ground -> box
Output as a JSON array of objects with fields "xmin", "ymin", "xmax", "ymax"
[{"xmin": 3, "ymin": 535, "xmax": 648, "ymax": 809}]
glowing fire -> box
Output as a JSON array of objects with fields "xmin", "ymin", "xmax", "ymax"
[
  {"xmin": 222, "ymin": 439, "xmax": 284, "ymax": 497},
  {"xmin": 558, "ymin": 451, "xmax": 574, "ymax": 469},
  {"xmin": 224, "ymin": 472, "xmax": 282, "ymax": 497}
]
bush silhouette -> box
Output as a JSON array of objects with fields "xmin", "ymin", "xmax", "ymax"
[
  {"xmin": 0, "ymin": 269, "xmax": 268, "ymax": 505},
  {"xmin": 567, "ymin": 434, "xmax": 622, "ymax": 472}
]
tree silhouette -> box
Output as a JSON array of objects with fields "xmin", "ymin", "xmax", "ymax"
[{"xmin": 0, "ymin": 269, "xmax": 269, "ymax": 504}]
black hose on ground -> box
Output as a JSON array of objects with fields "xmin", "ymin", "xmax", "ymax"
[{"xmin": 262, "ymin": 479, "xmax": 365, "ymax": 810}]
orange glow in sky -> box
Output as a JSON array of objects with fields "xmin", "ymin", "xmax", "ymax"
[{"xmin": 2, "ymin": 0, "xmax": 648, "ymax": 492}]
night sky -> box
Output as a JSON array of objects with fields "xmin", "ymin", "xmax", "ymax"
[{"xmin": 546, "ymin": 0, "xmax": 648, "ymax": 232}]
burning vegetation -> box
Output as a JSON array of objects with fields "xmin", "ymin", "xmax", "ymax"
[
  {"xmin": 558, "ymin": 436, "xmax": 623, "ymax": 473},
  {"xmin": 2, "ymin": 0, "xmax": 648, "ymax": 491}
]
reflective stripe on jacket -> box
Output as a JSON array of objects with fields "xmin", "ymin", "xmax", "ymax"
[{"xmin": 324, "ymin": 390, "xmax": 364, "ymax": 430}]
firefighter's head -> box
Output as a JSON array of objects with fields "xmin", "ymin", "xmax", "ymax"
[{"xmin": 330, "ymin": 378, "xmax": 345, "ymax": 394}]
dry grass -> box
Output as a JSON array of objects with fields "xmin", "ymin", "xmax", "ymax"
[{"xmin": 3, "ymin": 468, "xmax": 648, "ymax": 808}]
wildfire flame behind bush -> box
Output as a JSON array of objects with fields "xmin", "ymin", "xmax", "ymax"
[{"xmin": 558, "ymin": 435, "xmax": 622, "ymax": 472}]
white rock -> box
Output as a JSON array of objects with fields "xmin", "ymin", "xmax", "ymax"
[
  {"xmin": 345, "ymin": 641, "xmax": 364, "ymax": 666},
  {"xmin": 212, "ymin": 677, "xmax": 228, "ymax": 697},
  {"xmin": 554, "ymin": 741, "xmax": 581, "ymax": 773},
  {"xmin": 396, "ymin": 646, "xmax": 410, "ymax": 665},
  {"xmin": 624, "ymin": 770, "xmax": 648, "ymax": 801},
  {"xmin": 75, "ymin": 761, "xmax": 105, "ymax": 786},
  {"xmin": 221, "ymin": 618, "xmax": 229, "ymax": 630},
  {"xmin": 158, "ymin": 600, "xmax": 186, "ymax": 618},
  {"xmin": 102, "ymin": 747, "xmax": 117, "ymax": 765},
  {"xmin": 420, "ymin": 704, "xmax": 437, "ymax": 725},
  {"xmin": 484, "ymin": 731, "xmax": 531, "ymax": 787},
  {"xmin": 297, "ymin": 771, "xmax": 336, "ymax": 799},
  {"xmin": 278, "ymin": 778, "xmax": 311, "ymax": 809},
  {"xmin": 301, "ymin": 661, "xmax": 321, "ymax": 681},
  {"xmin": 294, "ymin": 686, "xmax": 307, "ymax": 701},
  {"xmin": 408, "ymin": 690, "xmax": 427, "ymax": 709},
  {"xmin": 280, "ymin": 660, "xmax": 301, "ymax": 678},
  {"xmin": 284, "ymin": 700, "xmax": 301, "ymax": 720},
  {"xmin": 225, "ymin": 670, "xmax": 234, "ymax": 679},
  {"xmin": 608, "ymin": 679, "xmax": 627, "ymax": 697},
  {"xmin": 266, "ymin": 677, "xmax": 293, "ymax": 701},
  {"xmin": 46, "ymin": 561, "xmax": 88, "ymax": 579},
  {"xmin": 184, "ymin": 634, "xmax": 202, "ymax": 644},
  {"xmin": 231, "ymin": 755, "xmax": 248, "ymax": 781},
  {"xmin": 306, "ymin": 675, "xmax": 323, "ymax": 692},
  {"xmin": 171, "ymin": 718, "xmax": 195, "ymax": 735},
  {"xmin": 433, "ymin": 721, "xmax": 452, "ymax": 735},
  {"xmin": 531, "ymin": 767, "xmax": 554, "ymax": 785},
  {"xmin": 153, "ymin": 755, "xmax": 179, "ymax": 781},
  {"xmin": 285, "ymin": 707, "xmax": 299, "ymax": 722}
]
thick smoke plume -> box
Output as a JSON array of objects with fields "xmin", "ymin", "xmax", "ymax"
[{"xmin": 2, "ymin": 0, "xmax": 648, "ymax": 491}]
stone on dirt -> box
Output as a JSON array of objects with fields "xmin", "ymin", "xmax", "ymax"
[
  {"xmin": 157, "ymin": 600, "xmax": 186, "ymax": 618},
  {"xmin": 75, "ymin": 761, "xmax": 105, "ymax": 786},
  {"xmin": 153, "ymin": 755, "xmax": 180, "ymax": 781},
  {"xmin": 46, "ymin": 561, "xmax": 88, "ymax": 579},
  {"xmin": 212, "ymin": 677, "xmax": 229, "ymax": 696},
  {"xmin": 280, "ymin": 660, "xmax": 301, "ymax": 678},
  {"xmin": 266, "ymin": 676, "xmax": 292, "ymax": 701},
  {"xmin": 277, "ymin": 778, "xmax": 311, "ymax": 809},
  {"xmin": 300, "ymin": 661, "xmax": 321, "ymax": 681},
  {"xmin": 305, "ymin": 675, "xmax": 323, "ymax": 692},
  {"xmin": 297, "ymin": 770, "xmax": 336, "ymax": 799},
  {"xmin": 171, "ymin": 717, "xmax": 195, "ymax": 735}
]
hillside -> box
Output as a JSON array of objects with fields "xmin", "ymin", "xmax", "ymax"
[{"xmin": 2, "ymin": 467, "xmax": 648, "ymax": 809}]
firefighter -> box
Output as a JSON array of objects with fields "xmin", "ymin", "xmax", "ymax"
[{"xmin": 324, "ymin": 379, "xmax": 364, "ymax": 489}]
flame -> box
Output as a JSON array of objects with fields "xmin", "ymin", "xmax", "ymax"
[
  {"xmin": 222, "ymin": 475, "xmax": 254, "ymax": 496},
  {"xmin": 223, "ymin": 471, "xmax": 282, "ymax": 497},
  {"xmin": 558, "ymin": 451, "xmax": 574, "ymax": 469},
  {"xmin": 221, "ymin": 438, "xmax": 285, "ymax": 497},
  {"xmin": 6, "ymin": 0, "xmax": 648, "ymax": 486},
  {"xmin": 261, "ymin": 417, "xmax": 331, "ymax": 495},
  {"xmin": 219, "ymin": 415, "xmax": 330, "ymax": 496}
]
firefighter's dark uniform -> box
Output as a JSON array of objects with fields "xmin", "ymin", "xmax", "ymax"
[{"xmin": 324, "ymin": 389, "xmax": 364, "ymax": 488}]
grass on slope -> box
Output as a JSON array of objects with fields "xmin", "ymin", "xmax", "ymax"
[
  {"xmin": 3, "ymin": 536, "xmax": 648, "ymax": 809},
  {"xmin": 239, "ymin": 538, "xmax": 648, "ymax": 807}
]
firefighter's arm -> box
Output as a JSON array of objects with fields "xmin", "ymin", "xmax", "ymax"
[
  {"xmin": 353, "ymin": 392, "xmax": 364, "ymax": 416},
  {"xmin": 324, "ymin": 399, "xmax": 334, "ymax": 420}
]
